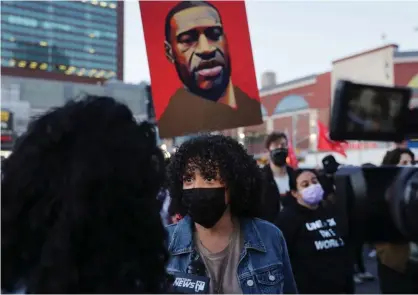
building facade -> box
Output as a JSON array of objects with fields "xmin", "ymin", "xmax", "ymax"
[
  {"xmin": 1, "ymin": 76, "xmax": 148, "ymax": 119},
  {"xmin": 1, "ymin": 0, "xmax": 123, "ymax": 84},
  {"xmin": 239, "ymin": 72, "xmax": 332, "ymax": 158},
  {"xmin": 230, "ymin": 45, "xmax": 418, "ymax": 158},
  {"xmin": 0, "ymin": 76, "xmax": 152, "ymax": 153}
]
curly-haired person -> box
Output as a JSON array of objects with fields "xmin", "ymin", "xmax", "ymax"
[
  {"xmin": 376, "ymin": 147, "xmax": 417, "ymax": 294},
  {"xmin": 166, "ymin": 135, "xmax": 297, "ymax": 294},
  {"xmin": 1, "ymin": 96, "xmax": 171, "ymax": 294}
]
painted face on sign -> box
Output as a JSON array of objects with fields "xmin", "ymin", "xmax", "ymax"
[{"xmin": 165, "ymin": 5, "xmax": 231, "ymax": 101}]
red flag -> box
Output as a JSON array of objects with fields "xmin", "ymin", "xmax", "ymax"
[
  {"xmin": 317, "ymin": 120, "xmax": 347, "ymax": 157},
  {"xmin": 286, "ymin": 135, "xmax": 299, "ymax": 169}
]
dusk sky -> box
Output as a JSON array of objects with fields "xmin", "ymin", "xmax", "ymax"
[{"xmin": 124, "ymin": 0, "xmax": 418, "ymax": 86}]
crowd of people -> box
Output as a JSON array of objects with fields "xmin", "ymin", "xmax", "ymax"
[{"xmin": 2, "ymin": 95, "xmax": 417, "ymax": 294}]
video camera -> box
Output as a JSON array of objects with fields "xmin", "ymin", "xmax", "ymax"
[{"xmin": 330, "ymin": 80, "xmax": 418, "ymax": 243}]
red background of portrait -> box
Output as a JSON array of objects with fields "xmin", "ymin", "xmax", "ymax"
[{"xmin": 139, "ymin": 0, "xmax": 260, "ymax": 120}]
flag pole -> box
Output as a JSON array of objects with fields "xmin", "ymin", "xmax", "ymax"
[
  {"xmin": 315, "ymin": 150, "xmax": 320, "ymax": 167},
  {"xmin": 315, "ymin": 120, "xmax": 319, "ymax": 167},
  {"xmin": 358, "ymin": 141, "xmax": 363, "ymax": 165},
  {"xmin": 313, "ymin": 111, "xmax": 320, "ymax": 168}
]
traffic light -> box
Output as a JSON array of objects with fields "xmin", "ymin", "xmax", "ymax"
[{"xmin": 145, "ymin": 84, "xmax": 155, "ymax": 121}]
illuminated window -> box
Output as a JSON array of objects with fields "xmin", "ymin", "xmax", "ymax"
[
  {"xmin": 9, "ymin": 59, "xmax": 16, "ymax": 67},
  {"xmin": 65, "ymin": 66, "xmax": 76, "ymax": 75},
  {"xmin": 100, "ymin": 2, "xmax": 107, "ymax": 7},
  {"xmin": 95, "ymin": 70, "xmax": 105, "ymax": 78},
  {"xmin": 88, "ymin": 48, "xmax": 95, "ymax": 54},
  {"xmin": 89, "ymin": 33, "xmax": 95, "ymax": 38},
  {"xmin": 29, "ymin": 62, "xmax": 38, "ymax": 69},
  {"xmin": 88, "ymin": 69, "xmax": 97, "ymax": 77},
  {"xmin": 109, "ymin": 3, "xmax": 116, "ymax": 9},
  {"xmin": 59, "ymin": 65, "xmax": 67, "ymax": 71},
  {"xmin": 39, "ymin": 63, "xmax": 48, "ymax": 70},
  {"xmin": 39, "ymin": 41, "xmax": 48, "ymax": 47},
  {"xmin": 18, "ymin": 60, "xmax": 27, "ymax": 68},
  {"xmin": 77, "ymin": 68, "xmax": 86, "ymax": 76},
  {"xmin": 91, "ymin": 0, "xmax": 99, "ymax": 5},
  {"xmin": 9, "ymin": 37, "xmax": 15, "ymax": 42},
  {"xmin": 1, "ymin": 110, "xmax": 10, "ymax": 122}
]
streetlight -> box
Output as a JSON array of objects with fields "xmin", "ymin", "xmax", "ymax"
[{"xmin": 238, "ymin": 132, "xmax": 245, "ymax": 139}]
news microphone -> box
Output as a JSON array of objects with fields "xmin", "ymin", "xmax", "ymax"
[
  {"xmin": 171, "ymin": 272, "xmax": 210, "ymax": 294},
  {"xmin": 172, "ymin": 259, "xmax": 210, "ymax": 294}
]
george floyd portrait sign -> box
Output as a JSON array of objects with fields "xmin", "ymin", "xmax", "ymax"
[{"xmin": 139, "ymin": 0, "xmax": 262, "ymax": 138}]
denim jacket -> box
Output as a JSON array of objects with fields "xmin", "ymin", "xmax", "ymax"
[{"xmin": 166, "ymin": 215, "xmax": 298, "ymax": 294}]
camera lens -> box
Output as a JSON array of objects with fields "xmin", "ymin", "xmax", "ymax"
[
  {"xmin": 389, "ymin": 167, "xmax": 418, "ymax": 242},
  {"xmin": 403, "ymin": 170, "xmax": 418, "ymax": 240}
]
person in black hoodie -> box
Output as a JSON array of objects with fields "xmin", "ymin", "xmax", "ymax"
[
  {"xmin": 317, "ymin": 154, "xmax": 340, "ymax": 197},
  {"xmin": 276, "ymin": 169, "xmax": 354, "ymax": 294},
  {"xmin": 260, "ymin": 132, "xmax": 296, "ymax": 223}
]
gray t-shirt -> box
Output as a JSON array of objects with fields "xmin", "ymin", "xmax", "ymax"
[{"xmin": 195, "ymin": 221, "xmax": 243, "ymax": 294}]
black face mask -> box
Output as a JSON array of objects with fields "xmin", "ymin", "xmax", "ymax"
[
  {"xmin": 270, "ymin": 148, "xmax": 288, "ymax": 167},
  {"xmin": 182, "ymin": 187, "xmax": 227, "ymax": 229}
]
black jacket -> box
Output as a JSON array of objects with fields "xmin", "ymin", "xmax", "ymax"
[
  {"xmin": 259, "ymin": 165, "xmax": 296, "ymax": 223},
  {"xmin": 317, "ymin": 169, "xmax": 336, "ymax": 196}
]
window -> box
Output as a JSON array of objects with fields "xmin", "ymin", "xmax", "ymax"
[
  {"xmin": 7, "ymin": 15, "xmax": 38, "ymax": 28},
  {"xmin": 2, "ymin": 41, "xmax": 117, "ymax": 64},
  {"xmin": 261, "ymin": 104, "xmax": 268, "ymax": 116},
  {"xmin": 1, "ymin": 26, "xmax": 117, "ymax": 55},
  {"xmin": 2, "ymin": 5, "xmax": 117, "ymax": 32},
  {"xmin": 1, "ymin": 83, "xmax": 21, "ymax": 102},
  {"xmin": 3, "ymin": 1, "xmax": 116, "ymax": 18},
  {"xmin": 273, "ymin": 95, "xmax": 309, "ymax": 115},
  {"xmin": 2, "ymin": 51, "xmax": 116, "ymax": 71},
  {"xmin": 2, "ymin": 23, "xmax": 118, "ymax": 48},
  {"xmin": 2, "ymin": 56, "xmax": 116, "ymax": 79}
]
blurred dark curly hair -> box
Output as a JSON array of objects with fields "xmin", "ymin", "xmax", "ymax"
[
  {"xmin": 167, "ymin": 134, "xmax": 262, "ymax": 218},
  {"xmin": 1, "ymin": 96, "xmax": 171, "ymax": 293},
  {"xmin": 381, "ymin": 147, "xmax": 415, "ymax": 166}
]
